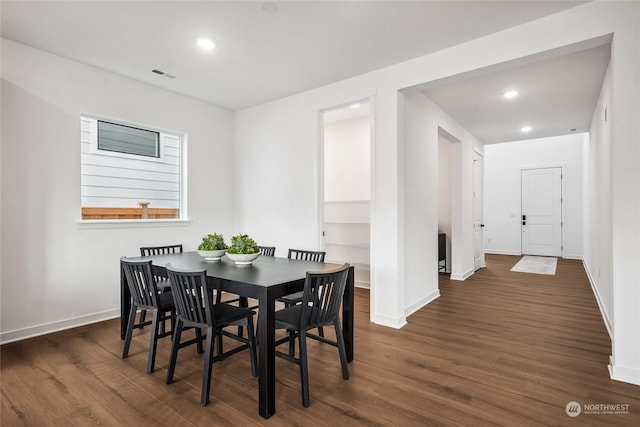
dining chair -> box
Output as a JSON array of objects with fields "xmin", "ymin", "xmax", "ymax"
[
  {"xmin": 259, "ymin": 246, "xmax": 276, "ymax": 256},
  {"xmin": 274, "ymin": 263, "xmax": 351, "ymax": 407},
  {"xmin": 278, "ymin": 249, "xmax": 327, "ymax": 336},
  {"xmin": 140, "ymin": 244, "xmax": 183, "ymax": 256},
  {"xmin": 165, "ymin": 264, "xmax": 258, "ymax": 406},
  {"xmin": 278, "ymin": 249, "xmax": 326, "ymax": 306},
  {"xmin": 137, "ymin": 244, "xmax": 183, "ymax": 328},
  {"xmin": 121, "ymin": 258, "xmax": 175, "ymax": 374}
]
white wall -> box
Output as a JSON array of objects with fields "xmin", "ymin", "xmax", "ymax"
[
  {"xmin": 484, "ymin": 134, "xmax": 585, "ymax": 259},
  {"xmin": 324, "ymin": 115, "xmax": 371, "ymax": 202},
  {"xmin": 0, "ymin": 39, "xmax": 235, "ymax": 343},
  {"xmin": 584, "ymin": 63, "xmax": 614, "ymax": 340},
  {"xmin": 402, "ymin": 92, "xmax": 481, "ymax": 316},
  {"xmin": 234, "ymin": 1, "xmax": 639, "ymax": 383}
]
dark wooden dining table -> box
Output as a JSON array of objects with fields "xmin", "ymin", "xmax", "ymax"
[{"xmin": 120, "ymin": 251, "xmax": 354, "ymax": 419}]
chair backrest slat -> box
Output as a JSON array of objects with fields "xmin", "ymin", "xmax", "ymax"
[
  {"xmin": 121, "ymin": 258, "xmax": 161, "ymax": 309},
  {"xmin": 140, "ymin": 244, "xmax": 183, "ymax": 256},
  {"xmin": 166, "ymin": 265, "xmax": 214, "ymax": 328},
  {"xmin": 300, "ymin": 264, "xmax": 349, "ymax": 327},
  {"xmin": 259, "ymin": 246, "xmax": 276, "ymax": 256},
  {"xmin": 288, "ymin": 249, "xmax": 326, "ymax": 262}
]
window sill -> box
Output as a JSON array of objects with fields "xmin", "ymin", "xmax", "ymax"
[{"xmin": 77, "ymin": 219, "xmax": 192, "ymax": 229}]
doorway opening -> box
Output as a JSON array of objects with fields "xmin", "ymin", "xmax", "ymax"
[
  {"xmin": 321, "ymin": 100, "xmax": 372, "ymax": 290},
  {"xmin": 438, "ymin": 127, "xmax": 461, "ymax": 275}
]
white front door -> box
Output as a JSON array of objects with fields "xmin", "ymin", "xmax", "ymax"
[
  {"xmin": 473, "ymin": 151, "xmax": 484, "ymax": 270},
  {"xmin": 521, "ymin": 167, "xmax": 562, "ymax": 257}
]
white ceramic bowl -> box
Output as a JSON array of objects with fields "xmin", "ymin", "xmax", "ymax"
[
  {"xmin": 225, "ymin": 252, "xmax": 260, "ymax": 265},
  {"xmin": 197, "ymin": 249, "xmax": 227, "ymax": 261}
]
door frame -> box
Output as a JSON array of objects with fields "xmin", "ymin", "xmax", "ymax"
[
  {"xmin": 318, "ymin": 97, "xmax": 375, "ymax": 321},
  {"xmin": 520, "ymin": 163, "xmax": 566, "ymax": 258},
  {"xmin": 473, "ymin": 149, "xmax": 485, "ymax": 269}
]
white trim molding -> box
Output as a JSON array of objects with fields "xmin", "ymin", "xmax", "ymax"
[
  {"xmin": 583, "ymin": 260, "xmax": 612, "ymax": 338},
  {"xmin": 405, "ymin": 290, "xmax": 440, "ymax": 317},
  {"xmin": 609, "ymin": 356, "xmax": 640, "ymax": 387},
  {"xmin": 450, "ymin": 268, "xmax": 475, "ymax": 281},
  {"xmin": 78, "ymin": 218, "xmax": 192, "ymax": 229},
  {"xmin": 0, "ymin": 309, "xmax": 120, "ymax": 345},
  {"xmin": 486, "ymin": 249, "xmax": 522, "ymax": 256},
  {"xmin": 373, "ymin": 314, "xmax": 408, "ymax": 329}
]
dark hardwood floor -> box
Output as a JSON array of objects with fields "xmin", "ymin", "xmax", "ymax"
[{"xmin": 2, "ymin": 254, "xmax": 639, "ymax": 426}]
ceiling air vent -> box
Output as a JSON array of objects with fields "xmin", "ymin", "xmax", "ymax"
[{"xmin": 151, "ymin": 69, "xmax": 176, "ymax": 79}]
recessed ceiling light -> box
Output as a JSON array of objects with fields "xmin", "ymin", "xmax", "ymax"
[
  {"xmin": 349, "ymin": 103, "xmax": 361, "ymax": 109},
  {"xmin": 521, "ymin": 126, "xmax": 532, "ymax": 132},
  {"xmin": 503, "ymin": 90, "xmax": 519, "ymax": 99},
  {"xmin": 197, "ymin": 38, "xmax": 215, "ymax": 50}
]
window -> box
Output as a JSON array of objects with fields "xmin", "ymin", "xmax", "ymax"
[
  {"xmin": 80, "ymin": 116, "xmax": 186, "ymax": 221},
  {"xmin": 97, "ymin": 121, "xmax": 160, "ymax": 158}
]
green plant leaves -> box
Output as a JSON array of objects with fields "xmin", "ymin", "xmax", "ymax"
[
  {"xmin": 227, "ymin": 234, "xmax": 259, "ymax": 254},
  {"xmin": 197, "ymin": 233, "xmax": 228, "ymax": 251}
]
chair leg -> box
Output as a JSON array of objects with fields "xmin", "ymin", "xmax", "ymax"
[
  {"xmin": 333, "ymin": 319, "xmax": 350, "ymax": 380},
  {"xmin": 147, "ymin": 309, "xmax": 160, "ymax": 374},
  {"xmin": 288, "ymin": 329, "xmax": 296, "ymax": 357},
  {"xmin": 159, "ymin": 310, "xmax": 165, "ymax": 335},
  {"xmin": 122, "ymin": 304, "xmax": 138, "ymax": 359},
  {"xmin": 298, "ymin": 330, "xmax": 310, "ymax": 407},
  {"xmin": 237, "ymin": 296, "xmax": 248, "ymax": 338},
  {"xmin": 246, "ymin": 318, "xmax": 258, "ymax": 377},
  {"xmin": 318, "ymin": 326, "xmax": 324, "ymax": 337},
  {"xmin": 201, "ymin": 327, "xmax": 215, "ymax": 407},
  {"xmin": 139, "ymin": 309, "xmax": 147, "ymax": 328},
  {"xmin": 216, "ymin": 330, "xmax": 224, "ymax": 359},
  {"xmin": 166, "ymin": 319, "xmax": 184, "ymax": 384},
  {"xmin": 195, "ymin": 327, "xmax": 204, "ymax": 354}
]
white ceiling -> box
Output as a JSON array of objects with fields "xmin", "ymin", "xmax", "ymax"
[
  {"xmin": 422, "ymin": 42, "xmax": 611, "ymax": 144},
  {"xmin": 2, "ymin": 0, "xmax": 607, "ymax": 144}
]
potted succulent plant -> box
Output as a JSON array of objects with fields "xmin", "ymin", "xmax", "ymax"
[
  {"xmin": 197, "ymin": 233, "xmax": 228, "ymax": 261},
  {"xmin": 225, "ymin": 233, "xmax": 260, "ymax": 265}
]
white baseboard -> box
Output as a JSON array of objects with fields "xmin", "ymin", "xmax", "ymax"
[
  {"xmin": 485, "ymin": 249, "xmax": 521, "ymax": 256},
  {"xmin": 563, "ymin": 253, "xmax": 583, "ymax": 260},
  {"xmin": 609, "ymin": 357, "xmax": 640, "ymax": 386},
  {"xmin": 405, "ymin": 289, "xmax": 440, "ymax": 317},
  {"xmin": 582, "ymin": 260, "xmax": 612, "ymax": 338},
  {"xmin": 450, "ymin": 268, "xmax": 475, "ymax": 281},
  {"xmin": 0, "ymin": 309, "xmax": 120, "ymax": 345},
  {"xmin": 373, "ymin": 313, "xmax": 407, "ymax": 329}
]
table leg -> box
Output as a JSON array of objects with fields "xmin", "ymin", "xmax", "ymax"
[{"xmin": 257, "ymin": 288, "xmax": 276, "ymax": 418}]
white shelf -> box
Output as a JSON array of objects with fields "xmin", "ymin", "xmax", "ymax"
[
  {"xmin": 324, "ymin": 200, "xmax": 371, "ymax": 288},
  {"xmin": 324, "ymin": 221, "xmax": 370, "ymax": 225},
  {"xmin": 324, "ymin": 242, "xmax": 370, "ymax": 249}
]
